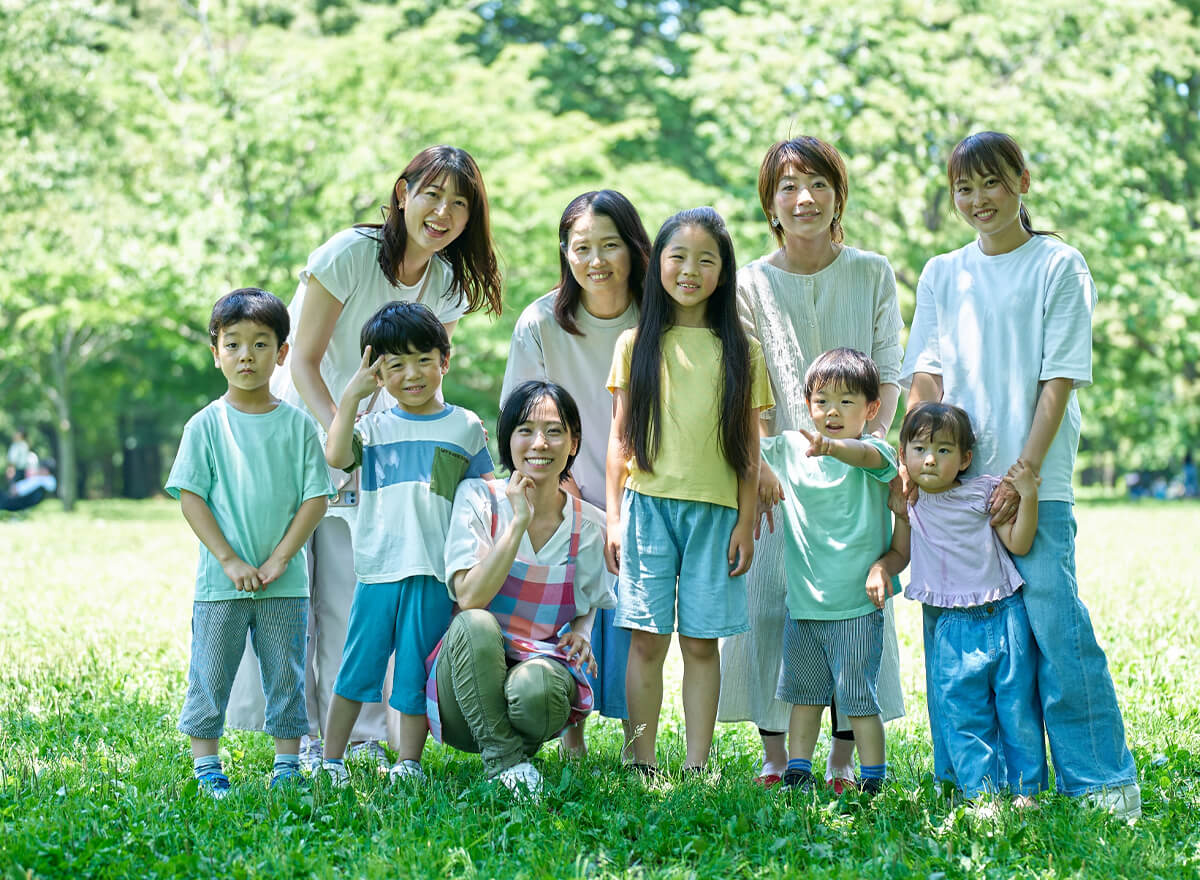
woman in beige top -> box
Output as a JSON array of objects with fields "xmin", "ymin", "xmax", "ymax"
[{"xmin": 717, "ymin": 136, "xmax": 906, "ymax": 788}]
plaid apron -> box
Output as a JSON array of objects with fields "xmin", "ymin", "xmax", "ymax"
[{"xmin": 426, "ymin": 484, "xmax": 595, "ymax": 742}]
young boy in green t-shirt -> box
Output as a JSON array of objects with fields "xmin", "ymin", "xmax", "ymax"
[{"xmin": 166, "ymin": 288, "xmax": 333, "ymax": 797}]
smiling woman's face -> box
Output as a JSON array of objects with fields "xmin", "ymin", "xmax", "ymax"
[{"xmin": 509, "ymin": 396, "xmax": 578, "ymax": 482}]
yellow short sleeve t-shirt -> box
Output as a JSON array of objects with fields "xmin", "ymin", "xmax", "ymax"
[{"xmin": 607, "ymin": 326, "xmax": 774, "ymax": 509}]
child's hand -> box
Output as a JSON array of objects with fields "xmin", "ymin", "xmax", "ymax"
[
  {"xmin": 604, "ymin": 516, "xmax": 621, "ymax": 576},
  {"xmin": 343, "ymin": 345, "xmax": 384, "ymax": 401},
  {"xmin": 755, "ymin": 460, "xmax": 784, "ymax": 539},
  {"xmin": 728, "ymin": 520, "xmax": 755, "ymax": 576},
  {"xmin": 222, "ymin": 557, "xmax": 263, "ymax": 592},
  {"xmin": 505, "ymin": 470, "xmax": 536, "ymax": 528},
  {"xmin": 556, "ymin": 631, "xmax": 598, "ymax": 677},
  {"xmin": 257, "ymin": 554, "xmax": 289, "ymax": 587},
  {"xmin": 798, "ymin": 428, "xmax": 834, "ymax": 458},
  {"xmin": 865, "ymin": 562, "xmax": 893, "ymax": 609},
  {"xmin": 1004, "ymin": 459, "xmax": 1041, "ymax": 499}
]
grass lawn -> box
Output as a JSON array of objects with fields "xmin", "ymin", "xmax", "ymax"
[{"xmin": 1, "ymin": 498, "xmax": 1198, "ymax": 878}]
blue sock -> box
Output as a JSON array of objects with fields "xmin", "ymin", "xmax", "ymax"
[
  {"xmin": 786, "ymin": 758, "xmax": 813, "ymax": 775},
  {"xmin": 860, "ymin": 762, "xmax": 887, "ymax": 781},
  {"xmin": 193, "ymin": 755, "xmax": 222, "ymax": 777},
  {"xmin": 273, "ymin": 754, "xmax": 300, "ymax": 772}
]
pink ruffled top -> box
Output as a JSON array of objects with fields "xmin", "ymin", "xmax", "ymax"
[{"xmin": 905, "ymin": 475, "xmax": 1024, "ymax": 608}]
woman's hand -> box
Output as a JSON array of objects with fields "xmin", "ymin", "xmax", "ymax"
[
  {"xmin": 556, "ymin": 630, "xmax": 597, "ymax": 676},
  {"xmin": 505, "ymin": 470, "xmax": 536, "ymax": 528},
  {"xmin": 988, "ymin": 466, "xmax": 1024, "ymax": 525}
]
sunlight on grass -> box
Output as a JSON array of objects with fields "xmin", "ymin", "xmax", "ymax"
[{"xmin": 1, "ymin": 499, "xmax": 1198, "ymax": 878}]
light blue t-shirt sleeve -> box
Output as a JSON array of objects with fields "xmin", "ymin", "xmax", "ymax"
[
  {"xmin": 463, "ymin": 413, "xmax": 494, "ymax": 477},
  {"xmin": 860, "ymin": 436, "xmax": 899, "ymax": 483},
  {"xmin": 300, "ymin": 420, "xmax": 337, "ymax": 502},
  {"xmin": 165, "ymin": 418, "xmax": 212, "ymax": 501}
]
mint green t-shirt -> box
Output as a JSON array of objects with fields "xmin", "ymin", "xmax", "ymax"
[
  {"xmin": 166, "ymin": 398, "xmax": 334, "ymax": 601},
  {"xmin": 760, "ymin": 432, "xmax": 898, "ymax": 620}
]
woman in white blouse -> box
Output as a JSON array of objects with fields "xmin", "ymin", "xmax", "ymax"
[{"xmin": 718, "ymin": 136, "xmax": 906, "ymax": 789}]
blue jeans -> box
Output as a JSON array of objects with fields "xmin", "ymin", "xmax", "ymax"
[
  {"xmin": 1013, "ymin": 502, "xmax": 1137, "ymax": 795},
  {"xmin": 587, "ymin": 604, "xmax": 630, "ymax": 719},
  {"xmin": 930, "ymin": 593, "xmax": 1047, "ymax": 797}
]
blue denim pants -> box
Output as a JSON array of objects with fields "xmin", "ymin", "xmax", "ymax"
[
  {"xmin": 930, "ymin": 592, "xmax": 1047, "ymax": 797},
  {"xmin": 1012, "ymin": 502, "xmax": 1137, "ymax": 795}
]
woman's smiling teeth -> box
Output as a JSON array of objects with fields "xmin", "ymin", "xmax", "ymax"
[
  {"xmin": 975, "ymin": 208, "xmax": 996, "ymax": 221},
  {"xmin": 524, "ymin": 457, "xmax": 554, "ymax": 469}
]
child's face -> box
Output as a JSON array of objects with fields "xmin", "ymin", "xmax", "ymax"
[
  {"xmin": 211, "ymin": 321, "xmax": 286, "ymax": 396},
  {"xmin": 509, "ymin": 395, "xmax": 578, "ymax": 484},
  {"xmin": 400, "ymin": 171, "xmax": 471, "ymax": 256},
  {"xmin": 807, "ymin": 382, "xmax": 879, "ymax": 440},
  {"xmin": 660, "ymin": 224, "xmax": 722, "ymax": 327},
  {"xmin": 378, "ymin": 346, "xmax": 448, "ymax": 415},
  {"xmin": 903, "ymin": 429, "xmax": 971, "ymax": 494}
]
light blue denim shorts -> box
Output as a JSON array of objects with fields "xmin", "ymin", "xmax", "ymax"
[
  {"xmin": 615, "ymin": 489, "xmax": 749, "ymax": 638},
  {"xmin": 333, "ymin": 575, "xmax": 452, "ymax": 715}
]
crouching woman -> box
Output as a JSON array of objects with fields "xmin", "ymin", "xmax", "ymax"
[{"xmin": 428, "ymin": 381, "xmax": 614, "ymax": 796}]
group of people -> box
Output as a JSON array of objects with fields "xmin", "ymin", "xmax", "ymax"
[
  {"xmin": 166, "ymin": 133, "xmax": 1141, "ymax": 821},
  {"xmin": 2, "ymin": 430, "xmax": 56, "ymax": 513}
]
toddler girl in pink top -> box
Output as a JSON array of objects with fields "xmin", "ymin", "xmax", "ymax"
[{"xmin": 867, "ymin": 402, "xmax": 1046, "ymax": 802}]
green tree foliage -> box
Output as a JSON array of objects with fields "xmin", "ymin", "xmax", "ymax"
[{"xmin": 1, "ymin": 0, "xmax": 1197, "ymax": 500}]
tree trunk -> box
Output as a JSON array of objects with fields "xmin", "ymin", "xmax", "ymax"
[{"xmin": 50, "ymin": 350, "xmax": 76, "ymax": 512}]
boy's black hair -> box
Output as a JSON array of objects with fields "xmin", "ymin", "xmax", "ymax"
[
  {"xmin": 900, "ymin": 402, "xmax": 976, "ymax": 454},
  {"xmin": 496, "ymin": 381, "xmax": 582, "ymax": 484},
  {"xmin": 803, "ymin": 347, "xmax": 880, "ymax": 401},
  {"xmin": 209, "ymin": 288, "xmax": 289, "ymax": 347},
  {"xmin": 359, "ymin": 301, "xmax": 451, "ymax": 359}
]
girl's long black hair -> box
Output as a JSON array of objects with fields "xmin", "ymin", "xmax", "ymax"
[{"xmin": 623, "ymin": 207, "xmax": 754, "ymax": 479}]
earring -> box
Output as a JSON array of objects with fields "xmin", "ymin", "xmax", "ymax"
[{"xmin": 771, "ymin": 217, "xmax": 781, "ymax": 228}]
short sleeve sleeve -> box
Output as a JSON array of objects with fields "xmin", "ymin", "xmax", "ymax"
[
  {"xmin": 443, "ymin": 480, "xmax": 498, "ymax": 598},
  {"xmin": 500, "ymin": 305, "xmax": 549, "ymax": 405},
  {"xmin": 463, "ymin": 412, "xmax": 495, "ymax": 477},
  {"xmin": 606, "ymin": 329, "xmax": 636, "ymax": 393},
  {"xmin": 969, "ymin": 475, "xmax": 1002, "ymax": 516},
  {"xmin": 759, "ymin": 434, "xmax": 786, "ymax": 475},
  {"xmin": 1040, "ymin": 254, "xmax": 1096, "ymax": 388},
  {"xmin": 573, "ymin": 505, "xmax": 616, "ymax": 613},
  {"xmin": 305, "ymin": 229, "xmax": 375, "ymax": 305},
  {"xmin": 423, "ymin": 258, "xmax": 469, "ymax": 325},
  {"xmin": 735, "ymin": 276, "xmax": 761, "ymax": 345},
  {"xmin": 900, "ymin": 262, "xmax": 942, "ymax": 387},
  {"xmin": 165, "ymin": 417, "xmax": 213, "ymax": 501},
  {"xmin": 861, "ymin": 436, "xmax": 899, "ymax": 483},
  {"xmin": 299, "ymin": 419, "xmax": 337, "ymax": 502},
  {"xmin": 749, "ymin": 339, "xmax": 776, "ymax": 411},
  {"xmin": 871, "ymin": 261, "xmax": 904, "ymax": 386}
]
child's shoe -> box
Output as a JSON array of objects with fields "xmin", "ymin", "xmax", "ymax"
[
  {"xmin": 196, "ymin": 769, "xmax": 232, "ymax": 799},
  {"xmin": 387, "ymin": 759, "xmax": 426, "ymax": 784},
  {"xmin": 858, "ymin": 776, "xmax": 885, "ymax": 798},
  {"xmin": 320, "ymin": 759, "xmax": 350, "ymax": 788},
  {"xmin": 270, "ymin": 764, "xmax": 306, "ymax": 790},
  {"xmin": 824, "ymin": 763, "xmax": 858, "ymax": 795},
  {"xmin": 298, "ymin": 735, "xmax": 324, "ymax": 773},
  {"xmin": 347, "ymin": 740, "xmax": 389, "ymax": 772},
  {"xmin": 782, "ymin": 768, "xmax": 816, "ymax": 792}
]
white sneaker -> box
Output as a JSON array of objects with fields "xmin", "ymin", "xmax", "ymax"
[
  {"xmin": 1086, "ymin": 782, "xmax": 1142, "ymax": 823},
  {"xmin": 347, "ymin": 740, "xmax": 389, "ymax": 772},
  {"xmin": 388, "ymin": 759, "xmax": 427, "ymax": 784},
  {"xmin": 497, "ymin": 761, "xmax": 542, "ymax": 800},
  {"xmin": 321, "ymin": 760, "xmax": 350, "ymax": 788},
  {"xmin": 298, "ymin": 736, "xmax": 324, "ymax": 774}
]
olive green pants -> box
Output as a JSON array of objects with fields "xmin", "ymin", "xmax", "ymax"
[{"xmin": 437, "ymin": 608, "xmax": 577, "ymax": 777}]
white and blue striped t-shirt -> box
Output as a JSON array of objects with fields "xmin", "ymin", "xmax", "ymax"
[{"xmin": 352, "ymin": 404, "xmax": 492, "ymax": 584}]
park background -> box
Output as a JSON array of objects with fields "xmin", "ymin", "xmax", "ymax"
[{"xmin": 2, "ymin": 1, "xmax": 1199, "ymax": 878}]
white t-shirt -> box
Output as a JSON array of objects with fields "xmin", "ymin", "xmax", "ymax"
[
  {"xmin": 352, "ymin": 404, "xmax": 493, "ymax": 584},
  {"xmin": 273, "ymin": 226, "xmax": 468, "ymax": 416},
  {"xmin": 901, "ymin": 235, "xmax": 1095, "ymax": 502},
  {"xmin": 443, "ymin": 478, "xmax": 616, "ymax": 617},
  {"xmin": 500, "ymin": 291, "xmax": 638, "ymax": 509}
]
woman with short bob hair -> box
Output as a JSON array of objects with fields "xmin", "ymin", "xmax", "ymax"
[
  {"xmin": 718, "ymin": 136, "xmax": 906, "ymax": 789},
  {"xmin": 432, "ymin": 381, "xmax": 615, "ymax": 797}
]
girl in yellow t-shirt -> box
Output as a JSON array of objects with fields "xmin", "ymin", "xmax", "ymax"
[{"xmin": 605, "ymin": 206, "xmax": 773, "ymax": 776}]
